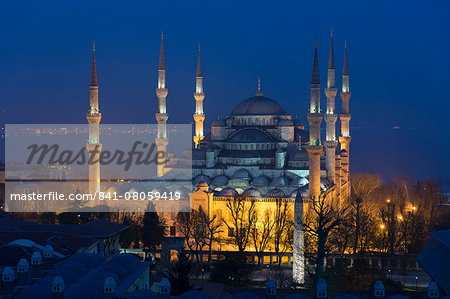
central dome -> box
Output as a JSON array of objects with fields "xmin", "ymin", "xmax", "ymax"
[{"xmin": 231, "ymin": 95, "xmax": 287, "ymax": 116}]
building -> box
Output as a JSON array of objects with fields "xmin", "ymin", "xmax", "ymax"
[
  {"xmin": 82, "ymin": 30, "xmax": 353, "ymax": 284},
  {"xmin": 156, "ymin": 31, "xmax": 352, "ymax": 284}
]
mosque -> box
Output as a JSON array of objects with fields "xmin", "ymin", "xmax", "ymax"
[{"xmin": 85, "ymin": 31, "xmax": 352, "ymax": 284}]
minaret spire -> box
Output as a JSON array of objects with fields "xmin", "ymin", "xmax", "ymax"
[
  {"xmin": 193, "ymin": 43, "xmax": 206, "ymax": 148},
  {"xmin": 90, "ymin": 41, "xmax": 98, "ymax": 87},
  {"xmin": 339, "ymin": 40, "xmax": 352, "ymax": 196},
  {"xmin": 306, "ymin": 37, "xmax": 324, "ymax": 200},
  {"xmin": 196, "ymin": 44, "xmax": 202, "ymax": 78},
  {"xmin": 328, "ymin": 29, "xmax": 335, "ymax": 71},
  {"xmin": 324, "ymin": 28, "xmax": 338, "ymax": 185},
  {"xmin": 158, "ymin": 31, "xmax": 165, "ymax": 71},
  {"xmin": 86, "ymin": 42, "xmax": 102, "ymax": 196},
  {"xmin": 155, "ymin": 32, "xmax": 169, "ymax": 177},
  {"xmin": 311, "ymin": 38, "xmax": 320, "ymax": 85}
]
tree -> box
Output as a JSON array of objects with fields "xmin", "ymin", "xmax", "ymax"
[
  {"xmin": 350, "ymin": 173, "xmax": 381, "ymax": 254},
  {"xmin": 272, "ymin": 198, "xmax": 293, "ymax": 266},
  {"xmin": 304, "ymin": 193, "xmax": 349, "ymax": 280},
  {"xmin": 209, "ymin": 252, "xmax": 255, "ymax": 286},
  {"xmin": 142, "ymin": 203, "xmax": 166, "ymax": 252},
  {"xmin": 250, "ymin": 209, "xmax": 274, "ymax": 266},
  {"xmin": 223, "ymin": 196, "xmax": 257, "ymax": 252},
  {"xmin": 202, "ymin": 209, "xmax": 223, "ymax": 264},
  {"xmin": 169, "ymin": 248, "xmax": 193, "ymax": 295}
]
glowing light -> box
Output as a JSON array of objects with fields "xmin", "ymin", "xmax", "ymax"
[
  {"xmin": 412, "ymin": 206, "xmax": 416, "ymax": 211},
  {"xmin": 380, "ymin": 224, "xmax": 385, "ymax": 229},
  {"xmin": 386, "ymin": 199, "xmax": 391, "ymax": 203},
  {"xmin": 398, "ymin": 216, "xmax": 403, "ymax": 220}
]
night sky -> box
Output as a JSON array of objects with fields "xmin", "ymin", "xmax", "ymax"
[{"xmin": 0, "ymin": 0, "xmax": 449, "ymax": 182}]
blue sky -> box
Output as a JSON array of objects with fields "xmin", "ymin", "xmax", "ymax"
[{"xmin": 0, "ymin": 0, "xmax": 449, "ymax": 181}]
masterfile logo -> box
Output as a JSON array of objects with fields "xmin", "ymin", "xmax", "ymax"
[{"xmin": 4, "ymin": 124, "xmax": 192, "ymax": 213}]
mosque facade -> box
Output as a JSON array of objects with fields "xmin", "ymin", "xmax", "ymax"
[{"xmin": 86, "ymin": 31, "xmax": 352, "ymax": 284}]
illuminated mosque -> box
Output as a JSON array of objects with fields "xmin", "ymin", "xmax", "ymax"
[{"xmin": 86, "ymin": 31, "xmax": 352, "ymax": 284}]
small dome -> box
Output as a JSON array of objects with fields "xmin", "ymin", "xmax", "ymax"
[
  {"xmin": 272, "ymin": 176, "xmax": 290, "ymax": 186},
  {"xmin": 193, "ymin": 175, "xmax": 210, "ymax": 185},
  {"xmin": 129, "ymin": 184, "xmax": 146, "ymax": 194},
  {"xmin": 212, "ymin": 119, "xmax": 226, "ymax": 126},
  {"xmin": 293, "ymin": 119, "xmax": 304, "ymax": 127},
  {"xmin": 172, "ymin": 186, "xmax": 191, "ymax": 199},
  {"xmin": 278, "ymin": 119, "xmax": 293, "ymax": 126},
  {"xmin": 252, "ymin": 175, "xmax": 270, "ymax": 187},
  {"xmin": 266, "ymin": 188, "xmax": 286, "ymax": 198},
  {"xmin": 212, "ymin": 175, "xmax": 229, "ymax": 186},
  {"xmin": 231, "ymin": 96, "xmax": 287, "ymax": 116},
  {"xmin": 219, "ymin": 187, "xmax": 238, "ymax": 197},
  {"xmin": 289, "ymin": 185, "xmax": 309, "ymax": 198},
  {"xmin": 231, "ymin": 168, "xmax": 252, "ymax": 180},
  {"xmin": 321, "ymin": 178, "xmax": 331, "ymax": 191},
  {"xmin": 196, "ymin": 180, "xmax": 209, "ymax": 188},
  {"xmin": 241, "ymin": 187, "xmax": 262, "ymax": 198},
  {"xmin": 292, "ymin": 176, "xmax": 309, "ymax": 187},
  {"xmin": 151, "ymin": 186, "xmax": 169, "ymax": 194}
]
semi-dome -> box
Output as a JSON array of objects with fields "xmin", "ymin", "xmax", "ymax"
[
  {"xmin": 231, "ymin": 96, "xmax": 287, "ymax": 116},
  {"xmin": 231, "ymin": 168, "xmax": 252, "ymax": 180},
  {"xmin": 241, "ymin": 187, "xmax": 262, "ymax": 198},
  {"xmin": 212, "ymin": 175, "xmax": 229, "ymax": 186},
  {"xmin": 271, "ymin": 176, "xmax": 290, "ymax": 186},
  {"xmin": 266, "ymin": 188, "xmax": 286, "ymax": 198},
  {"xmin": 252, "ymin": 175, "xmax": 271, "ymax": 187},
  {"xmin": 292, "ymin": 176, "xmax": 309, "ymax": 187},
  {"xmin": 229, "ymin": 129, "xmax": 272, "ymax": 143},
  {"xmin": 219, "ymin": 187, "xmax": 238, "ymax": 197}
]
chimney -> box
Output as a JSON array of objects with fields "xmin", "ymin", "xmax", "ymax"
[
  {"xmin": 16, "ymin": 258, "xmax": 30, "ymax": 287},
  {"xmin": 374, "ymin": 280, "xmax": 385, "ymax": 297},
  {"xmin": 159, "ymin": 277, "xmax": 170, "ymax": 298},
  {"xmin": 1, "ymin": 267, "xmax": 15, "ymax": 298},
  {"xmin": 51, "ymin": 276, "xmax": 65, "ymax": 299},
  {"xmin": 104, "ymin": 277, "xmax": 116, "ymax": 299},
  {"xmin": 316, "ymin": 278, "xmax": 327, "ymax": 298},
  {"xmin": 30, "ymin": 251, "xmax": 42, "ymax": 280},
  {"xmin": 427, "ymin": 281, "xmax": 439, "ymax": 298},
  {"xmin": 43, "ymin": 245, "xmax": 54, "ymax": 271},
  {"xmin": 265, "ymin": 279, "xmax": 276, "ymax": 299}
]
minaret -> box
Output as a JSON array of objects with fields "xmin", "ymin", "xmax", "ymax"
[
  {"xmin": 86, "ymin": 42, "xmax": 102, "ymax": 195},
  {"xmin": 339, "ymin": 41, "xmax": 351, "ymax": 192},
  {"xmin": 306, "ymin": 38, "xmax": 323, "ymax": 200},
  {"xmin": 155, "ymin": 32, "xmax": 169, "ymax": 177},
  {"xmin": 324, "ymin": 29, "xmax": 338, "ymax": 185},
  {"xmin": 293, "ymin": 189, "xmax": 305, "ymax": 284},
  {"xmin": 193, "ymin": 44, "xmax": 205, "ymax": 149}
]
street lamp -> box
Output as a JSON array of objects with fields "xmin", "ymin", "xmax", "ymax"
[{"xmin": 415, "ymin": 276, "xmax": 418, "ymax": 291}]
